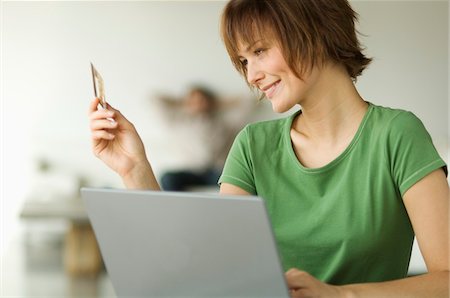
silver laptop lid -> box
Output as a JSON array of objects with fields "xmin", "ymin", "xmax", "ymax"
[{"xmin": 81, "ymin": 188, "xmax": 289, "ymax": 298}]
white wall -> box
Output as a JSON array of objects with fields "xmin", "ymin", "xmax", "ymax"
[
  {"xmin": 1, "ymin": 0, "xmax": 448, "ymax": 274},
  {"xmin": 353, "ymin": 0, "xmax": 448, "ymax": 156}
]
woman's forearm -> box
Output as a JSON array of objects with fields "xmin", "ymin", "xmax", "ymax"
[
  {"xmin": 122, "ymin": 160, "xmax": 161, "ymax": 190},
  {"xmin": 341, "ymin": 271, "xmax": 449, "ymax": 298}
]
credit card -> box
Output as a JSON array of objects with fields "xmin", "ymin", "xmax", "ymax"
[{"xmin": 90, "ymin": 62, "xmax": 107, "ymax": 109}]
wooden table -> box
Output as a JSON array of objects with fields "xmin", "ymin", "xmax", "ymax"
[{"xmin": 20, "ymin": 197, "xmax": 103, "ymax": 277}]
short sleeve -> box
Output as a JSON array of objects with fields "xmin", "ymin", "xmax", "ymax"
[
  {"xmin": 218, "ymin": 126, "xmax": 257, "ymax": 194},
  {"xmin": 385, "ymin": 111, "xmax": 447, "ymax": 196}
]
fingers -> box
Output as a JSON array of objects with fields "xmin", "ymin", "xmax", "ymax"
[
  {"xmin": 105, "ymin": 102, "xmax": 132, "ymax": 125},
  {"xmin": 90, "ymin": 118, "xmax": 118, "ymax": 131},
  {"xmin": 88, "ymin": 97, "xmax": 136, "ymax": 144},
  {"xmin": 89, "ymin": 107, "xmax": 117, "ymax": 136},
  {"xmin": 290, "ymin": 289, "xmax": 306, "ymax": 298},
  {"xmin": 89, "ymin": 98, "xmax": 132, "ymax": 125},
  {"xmin": 89, "ymin": 98, "xmax": 119, "ymax": 124},
  {"xmin": 90, "ymin": 107, "xmax": 115, "ymax": 121},
  {"xmin": 89, "ymin": 97, "xmax": 117, "ymax": 118},
  {"xmin": 105, "ymin": 102, "xmax": 119, "ymax": 113},
  {"xmin": 89, "ymin": 97, "xmax": 102, "ymax": 113},
  {"xmin": 285, "ymin": 268, "xmax": 311, "ymax": 289},
  {"xmin": 91, "ymin": 129, "xmax": 115, "ymax": 141},
  {"xmin": 285, "ymin": 269, "xmax": 312, "ymax": 298},
  {"xmin": 90, "ymin": 119, "xmax": 117, "ymax": 145},
  {"xmin": 89, "ymin": 98, "xmax": 117, "ymax": 142}
]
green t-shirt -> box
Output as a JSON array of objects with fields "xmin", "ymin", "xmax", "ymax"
[{"xmin": 219, "ymin": 103, "xmax": 447, "ymax": 285}]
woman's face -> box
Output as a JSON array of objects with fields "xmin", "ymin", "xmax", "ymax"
[{"xmin": 237, "ymin": 39, "xmax": 320, "ymax": 113}]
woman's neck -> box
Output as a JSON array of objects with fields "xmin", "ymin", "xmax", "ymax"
[{"xmin": 293, "ymin": 63, "xmax": 368, "ymax": 144}]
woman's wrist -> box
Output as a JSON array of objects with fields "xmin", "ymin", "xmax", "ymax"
[
  {"xmin": 122, "ymin": 159, "xmax": 161, "ymax": 190},
  {"xmin": 334, "ymin": 285, "xmax": 356, "ymax": 298}
]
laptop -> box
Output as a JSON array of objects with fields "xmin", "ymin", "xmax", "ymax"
[{"xmin": 81, "ymin": 187, "xmax": 290, "ymax": 297}]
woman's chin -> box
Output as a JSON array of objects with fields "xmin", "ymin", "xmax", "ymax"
[{"xmin": 270, "ymin": 101, "xmax": 291, "ymax": 114}]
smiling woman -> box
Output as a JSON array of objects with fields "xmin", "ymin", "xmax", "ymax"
[
  {"xmin": 2, "ymin": 0, "xmax": 448, "ymax": 297},
  {"xmin": 220, "ymin": 0, "xmax": 375, "ymax": 114},
  {"xmin": 88, "ymin": 1, "xmax": 448, "ymax": 297},
  {"xmin": 217, "ymin": 1, "xmax": 448, "ymax": 297}
]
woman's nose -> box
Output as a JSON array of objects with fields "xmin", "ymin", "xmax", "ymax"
[{"xmin": 246, "ymin": 61, "xmax": 264, "ymax": 86}]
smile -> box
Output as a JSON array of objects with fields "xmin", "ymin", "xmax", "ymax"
[{"xmin": 261, "ymin": 80, "xmax": 281, "ymax": 99}]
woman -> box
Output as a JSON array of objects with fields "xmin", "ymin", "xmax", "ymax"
[{"xmin": 88, "ymin": 0, "xmax": 449, "ymax": 297}]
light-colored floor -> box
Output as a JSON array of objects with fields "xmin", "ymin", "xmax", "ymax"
[{"xmin": 1, "ymin": 221, "xmax": 115, "ymax": 298}]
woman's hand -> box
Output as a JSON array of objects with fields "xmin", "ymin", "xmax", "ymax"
[
  {"xmin": 88, "ymin": 98, "xmax": 159, "ymax": 189},
  {"xmin": 286, "ymin": 269, "xmax": 347, "ymax": 298}
]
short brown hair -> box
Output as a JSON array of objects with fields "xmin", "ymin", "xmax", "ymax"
[{"xmin": 221, "ymin": 0, "xmax": 372, "ymax": 81}]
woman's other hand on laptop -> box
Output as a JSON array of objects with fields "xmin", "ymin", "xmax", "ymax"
[
  {"xmin": 285, "ymin": 268, "xmax": 346, "ymax": 298},
  {"xmin": 88, "ymin": 98, "xmax": 161, "ymax": 190}
]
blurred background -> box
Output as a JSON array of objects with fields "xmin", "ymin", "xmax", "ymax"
[{"xmin": 1, "ymin": 1, "xmax": 448, "ymax": 297}]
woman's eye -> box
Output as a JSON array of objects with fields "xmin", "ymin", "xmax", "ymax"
[
  {"xmin": 240, "ymin": 59, "xmax": 248, "ymax": 66},
  {"xmin": 254, "ymin": 48, "xmax": 265, "ymax": 56}
]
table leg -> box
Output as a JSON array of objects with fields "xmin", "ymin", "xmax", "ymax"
[{"xmin": 63, "ymin": 223, "xmax": 103, "ymax": 277}]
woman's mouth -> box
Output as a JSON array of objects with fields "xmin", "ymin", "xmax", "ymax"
[{"xmin": 262, "ymin": 80, "xmax": 281, "ymax": 99}]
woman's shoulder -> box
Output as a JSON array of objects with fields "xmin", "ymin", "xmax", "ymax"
[{"xmin": 368, "ymin": 103, "xmax": 424, "ymax": 131}]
